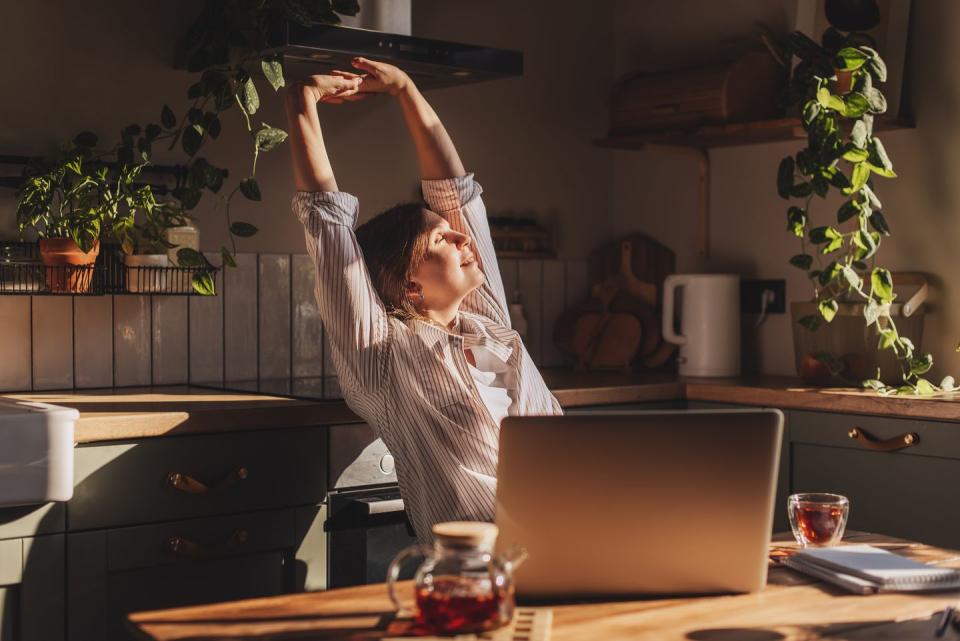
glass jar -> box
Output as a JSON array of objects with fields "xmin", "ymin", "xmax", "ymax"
[{"xmin": 387, "ymin": 521, "xmax": 526, "ymax": 635}]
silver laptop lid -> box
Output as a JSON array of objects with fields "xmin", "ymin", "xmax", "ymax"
[{"xmin": 495, "ymin": 410, "xmax": 783, "ymax": 598}]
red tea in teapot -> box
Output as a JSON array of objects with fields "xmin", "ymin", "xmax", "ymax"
[{"xmin": 415, "ymin": 577, "xmax": 505, "ymax": 634}]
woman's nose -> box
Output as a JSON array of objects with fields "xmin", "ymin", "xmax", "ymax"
[{"xmin": 452, "ymin": 232, "xmax": 471, "ymax": 248}]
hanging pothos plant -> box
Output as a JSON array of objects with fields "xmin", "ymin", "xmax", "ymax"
[
  {"xmin": 776, "ymin": 4, "xmax": 954, "ymax": 396},
  {"xmin": 121, "ymin": 0, "xmax": 359, "ymax": 274}
]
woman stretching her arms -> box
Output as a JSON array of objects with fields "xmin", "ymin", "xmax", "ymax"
[{"xmin": 285, "ymin": 58, "xmax": 561, "ymax": 543}]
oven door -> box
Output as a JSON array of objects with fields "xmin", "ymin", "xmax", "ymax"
[{"xmin": 325, "ymin": 485, "xmax": 417, "ymax": 588}]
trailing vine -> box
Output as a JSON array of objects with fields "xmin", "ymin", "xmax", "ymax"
[{"xmin": 778, "ymin": 26, "xmax": 953, "ymax": 395}]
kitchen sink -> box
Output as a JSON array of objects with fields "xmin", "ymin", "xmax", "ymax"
[{"xmin": 0, "ymin": 399, "xmax": 77, "ymax": 506}]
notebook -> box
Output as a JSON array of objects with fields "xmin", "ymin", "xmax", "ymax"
[{"xmin": 783, "ymin": 544, "xmax": 960, "ymax": 594}]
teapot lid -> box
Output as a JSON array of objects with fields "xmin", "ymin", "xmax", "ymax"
[{"xmin": 432, "ymin": 521, "xmax": 498, "ymax": 550}]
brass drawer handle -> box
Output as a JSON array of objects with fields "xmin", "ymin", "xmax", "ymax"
[
  {"xmin": 167, "ymin": 529, "xmax": 249, "ymax": 560},
  {"xmin": 166, "ymin": 467, "xmax": 249, "ymax": 495},
  {"xmin": 847, "ymin": 427, "xmax": 919, "ymax": 452}
]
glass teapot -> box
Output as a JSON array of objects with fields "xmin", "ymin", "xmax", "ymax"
[{"xmin": 387, "ymin": 521, "xmax": 527, "ymax": 635}]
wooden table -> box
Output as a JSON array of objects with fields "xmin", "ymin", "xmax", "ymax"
[{"xmin": 128, "ymin": 533, "xmax": 960, "ymax": 641}]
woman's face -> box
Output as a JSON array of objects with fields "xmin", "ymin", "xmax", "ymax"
[{"xmin": 409, "ymin": 211, "xmax": 484, "ymax": 310}]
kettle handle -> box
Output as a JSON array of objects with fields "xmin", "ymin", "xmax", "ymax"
[
  {"xmin": 662, "ymin": 275, "xmax": 689, "ymax": 346},
  {"xmin": 387, "ymin": 543, "xmax": 430, "ymax": 617}
]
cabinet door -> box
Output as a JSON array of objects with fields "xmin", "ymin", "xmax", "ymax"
[
  {"xmin": 67, "ymin": 508, "xmax": 301, "ymax": 641},
  {"xmin": 0, "ymin": 535, "xmax": 65, "ymax": 641},
  {"xmin": 793, "ymin": 443, "xmax": 960, "ymax": 548}
]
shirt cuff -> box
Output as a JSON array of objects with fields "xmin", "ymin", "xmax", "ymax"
[
  {"xmin": 292, "ymin": 191, "xmax": 359, "ymax": 228},
  {"xmin": 421, "ymin": 173, "xmax": 481, "ymax": 213}
]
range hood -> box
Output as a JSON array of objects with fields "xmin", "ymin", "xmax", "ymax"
[{"xmin": 271, "ymin": 23, "xmax": 523, "ymax": 90}]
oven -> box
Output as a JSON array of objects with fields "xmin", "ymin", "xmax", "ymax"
[{"xmin": 326, "ymin": 422, "xmax": 417, "ymax": 588}]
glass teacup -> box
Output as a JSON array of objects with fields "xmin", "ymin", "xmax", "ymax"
[{"xmin": 788, "ymin": 493, "xmax": 849, "ymax": 547}]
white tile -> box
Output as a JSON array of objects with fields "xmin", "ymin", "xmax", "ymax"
[
  {"xmin": 517, "ymin": 259, "xmax": 544, "ymax": 364},
  {"xmin": 74, "ymin": 296, "xmax": 113, "ymax": 388},
  {"xmin": 113, "ymin": 295, "xmax": 151, "ymax": 386},
  {"xmin": 292, "ymin": 254, "xmax": 323, "ymax": 377},
  {"xmin": 258, "ymin": 254, "xmax": 291, "ymax": 381},
  {"xmin": 152, "ymin": 296, "xmax": 188, "ymax": 385},
  {"xmin": 188, "ymin": 255, "xmax": 223, "ymax": 385},
  {"xmin": 32, "ymin": 297, "xmax": 73, "ymax": 390},
  {"xmin": 223, "ymin": 253, "xmax": 258, "ymax": 383},
  {"xmin": 0, "ymin": 297, "xmax": 31, "ymax": 391},
  {"xmin": 541, "ymin": 260, "xmax": 566, "ymax": 367}
]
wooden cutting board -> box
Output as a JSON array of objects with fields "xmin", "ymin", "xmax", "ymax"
[{"xmin": 588, "ymin": 233, "xmax": 676, "ymax": 307}]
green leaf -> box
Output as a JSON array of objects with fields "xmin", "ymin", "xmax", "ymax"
[
  {"xmin": 842, "ymin": 92, "xmax": 870, "ymax": 118},
  {"xmin": 74, "ymin": 131, "xmax": 98, "ymax": 148},
  {"xmin": 863, "ymin": 299, "xmax": 883, "ymax": 325},
  {"xmin": 851, "ymin": 119, "xmax": 868, "ymax": 148},
  {"xmin": 182, "ymin": 125, "xmax": 203, "ymax": 156},
  {"xmin": 914, "ymin": 378, "xmax": 937, "ymax": 396},
  {"xmin": 910, "ymin": 353, "xmax": 934, "ymax": 376},
  {"xmin": 822, "ymin": 235, "xmax": 844, "ymax": 254},
  {"xmin": 866, "ymin": 87, "xmax": 887, "ymax": 114},
  {"xmin": 161, "ymin": 104, "xmax": 176, "ymax": 129},
  {"xmin": 191, "ymin": 271, "xmax": 216, "ymax": 296},
  {"xmin": 791, "ymin": 182, "xmax": 814, "ymax": 198},
  {"xmin": 789, "ymin": 254, "xmax": 813, "ymax": 270},
  {"xmin": 261, "ymin": 58, "xmax": 285, "ymax": 91},
  {"xmin": 842, "ymin": 147, "xmax": 869, "ymax": 163},
  {"xmin": 145, "ymin": 124, "xmax": 162, "ymax": 141},
  {"xmin": 853, "ymin": 229, "xmax": 878, "ymax": 259},
  {"xmin": 176, "ymin": 248, "xmax": 208, "ymax": 267},
  {"xmin": 809, "ymin": 226, "xmax": 841, "ymax": 244},
  {"xmin": 240, "ymin": 77, "xmax": 260, "ymax": 115},
  {"xmin": 842, "ymin": 265, "xmax": 862, "ymax": 289},
  {"xmin": 863, "ymin": 379, "xmax": 885, "ymax": 391},
  {"xmin": 230, "ymin": 221, "xmax": 258, "ymax": 237},
  {"xmin": 869, "ymin": 210, "xmax": 891, "ymax": 235},
  {"xmin": 817, "ymin": 87, "xmax": 845, "ymax": 112},
  {"xmin": 862, "ymin": 184, "xmax": 882, "ymax": 210},
  {"xmin": 868, "ymin": 56, "xmax": 888, "ymax": 83},
  {"xmin": 798, "ymin": 314, "xmax": 822, "ymax": 331},
  {"xmin": 777, "ymin": 156, "xmax": 794, "ymax": 199},
  {"xmin": 187, "ymin": 107, "xmax": 203, "ymax": 125},
  {"xmin": 221, "ymin": 247, "xmax": 237, "ymax": 268},
  {"xmin": 878, "ymin": 327, "xmax": 898, "ymax": 350},
  {"xmin": 837, "ymin": 200, "xmax": 860, "ymax": 223},
  {"xmin": 941, "ymin": 376, "xmax": 957, "ymax": 392},
  {"xmin": 177, "ymin": 186, "xmax": 202, "ymax": 210},
  {"xmin": 254, "ymin": 124, "xmax": 288, "ymax": 152},
  {"xmin": 867, "ymin": 138, "xmax": 896, "ymax": 177},
  {"xmin": 844, "ymin": 161, "xmax": 871, "ymax": 194},
  {"xmin": 802, "ymin": 100, "xmax": 820, "ymax": 125},
  {"xmin": 787, "ymin": 206, "xmax": 806, "ymax": 237},
  {"xmin": 239, "ymin": 177, "xmax": 262, "ymax": 201},
  {"xmin": 818, "ymin": 299, "xmax": 838, "ymax": 323},
  {"xmin": 871, "ymin": 267, "xmax": 894, "ymax": 302},
  {"xmin": 835, "ymin": 47, "xmax": 870, "ymax": 71},
  {"xmin": 203, "ymin": 112, "xmax": 221, "ymax": 139}
]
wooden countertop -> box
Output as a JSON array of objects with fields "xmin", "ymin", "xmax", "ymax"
[
  {"xmin": 6, "ymin": 371, "xmax": 960, "ymax": 444},
  {"xmin": 127, "ymin": 532, "xmax": 960, "ymax": 641}
]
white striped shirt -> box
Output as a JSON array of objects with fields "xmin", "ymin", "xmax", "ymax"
[{"xmin": 293, "ymin": 174, "xmax": 562, "ymax": 543}]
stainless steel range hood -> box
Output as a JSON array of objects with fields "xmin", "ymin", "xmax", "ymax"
[{"xmin": 271, "ymin": 23, "xmax": 523, "ymax": 90}]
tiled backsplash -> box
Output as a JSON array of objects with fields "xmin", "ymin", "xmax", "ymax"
[{"xmin": 0, "ymin": 255, "xmax": 588, "ymax": 392}]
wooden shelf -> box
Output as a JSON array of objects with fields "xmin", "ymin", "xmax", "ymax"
[{"xmin": 595, "ymin": 115, "xmax": 916, "ymax": 150}]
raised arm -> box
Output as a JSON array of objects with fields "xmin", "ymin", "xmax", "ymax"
[{"xmin": 285, "ymin": 77, "xmax": 390, "ymax": 398}]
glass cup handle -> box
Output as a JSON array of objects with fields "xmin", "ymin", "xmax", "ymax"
[{"xmin": 387, "ymin": 543, "xmax": 428, "ymax": 617}]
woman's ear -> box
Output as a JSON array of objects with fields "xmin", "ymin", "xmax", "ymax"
[{"xmin": 404, "ymin": 281, "xmax": 424, "ymax": 305}]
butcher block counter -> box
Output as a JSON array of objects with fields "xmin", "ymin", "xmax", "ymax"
[
  {"xmin": 127, "ymin": 532, "xmax": 960, "ymax": 641},
  {"xmin": 5, "ymin": 371, "xmax": 960, "ymax": 443}
]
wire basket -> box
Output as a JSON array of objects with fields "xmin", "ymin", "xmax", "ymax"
[
  {"xmin": 103, "ymin": 246, "xmax": 218, "ymax": 296},
  {"xmin": 0, "ymin": 242, "xmax": 104, "ymax": 295}
]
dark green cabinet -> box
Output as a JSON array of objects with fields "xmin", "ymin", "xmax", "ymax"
[{"xmin": 0, "ymin": 534, "xmax": 65, "ymax": 641}]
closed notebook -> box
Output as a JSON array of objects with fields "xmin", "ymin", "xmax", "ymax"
[{"xmin": 785, "ymin": 544, "xmax": 960, "ymax": 593}]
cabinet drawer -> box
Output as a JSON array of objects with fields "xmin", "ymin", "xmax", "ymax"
[
  {"xmin": 790, "ymin": 411, "xmax": 960, "ymax": 459},
  {"xmin": 0, "ymin": 539, "xmax": 21, "ymax": 587},
  {"xmin": 793, "ymin": 443, "xmax": 960, "ymax": 547},
  {"xmin": 70, "ymin": 428, "xmax": 326, "ymax": 531}
]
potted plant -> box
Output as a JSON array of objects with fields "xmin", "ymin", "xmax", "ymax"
[{"xmin": 776, "ymin": 0, "xmax": 950, "ymax": 395}]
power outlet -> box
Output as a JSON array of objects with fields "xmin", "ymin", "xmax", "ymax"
[{"xmin": 741, "ymin": 279, "xmax": 786, "ymax": 314}]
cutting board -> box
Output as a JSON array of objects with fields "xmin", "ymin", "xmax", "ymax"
[{"xmin": 588, "ymin": 232, "xmax": 676, "ymax": 307}]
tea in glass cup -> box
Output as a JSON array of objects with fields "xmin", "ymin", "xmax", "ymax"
[{"xmin": 788, "ymin": 493, "xmax": 849, "ymax": 547}]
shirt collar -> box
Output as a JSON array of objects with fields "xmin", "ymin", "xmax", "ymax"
[{"xmin": 410, "ymin": 313, "xmax": 514, "ymax": 364}]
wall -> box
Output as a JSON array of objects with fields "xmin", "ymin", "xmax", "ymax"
[
  {"xmin": 0, "ymin": 0, "xmax": 615, "ymax": 258},
  {"xmin": 610, "ymin": 0, "xmax": 960, "ymax": 381}
]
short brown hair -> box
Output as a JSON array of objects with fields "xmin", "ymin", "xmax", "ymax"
[{"xmin": 355, "ymin": 202, "xmax": 430, "ymax": 320}]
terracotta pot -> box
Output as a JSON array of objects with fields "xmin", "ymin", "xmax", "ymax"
[{"xmin": 39, "ymin": 238, "xmax": 100, "ymax": 293}]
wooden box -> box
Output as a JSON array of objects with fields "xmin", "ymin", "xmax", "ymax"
[{"xmin": 610, "ymin": 51, "xmax": 785, "ymax": 134}]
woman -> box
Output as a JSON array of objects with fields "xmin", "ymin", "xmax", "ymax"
[{"xmin": 285, "ymin": 57, "xmax": 561, "ymax": 543}]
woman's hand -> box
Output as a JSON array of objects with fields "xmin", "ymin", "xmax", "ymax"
[
  {"xmin": 332, "ymin": 57, "xmax": 413, "ymax": 96},
  {"xmin": 295, "ymin": 74, "xmax": 366, "ymax": 105}
]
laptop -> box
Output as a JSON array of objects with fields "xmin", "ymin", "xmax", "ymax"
[{"xmin": 494, "ymin": 409, "xmax": 783, "ymax": 598}]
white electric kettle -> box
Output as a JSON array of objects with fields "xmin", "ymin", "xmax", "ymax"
[{"xmin": 661, "ymin": 274, "xmax": 740, "ymax": 377}]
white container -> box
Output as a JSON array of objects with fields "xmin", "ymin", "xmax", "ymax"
[
  {"xmin": 124, "ymin": 254, "xmax": 169, "ymax": 293},
  {"xmin": 662, "ymin": 274, "xmax": 741, "ymax": 377},
  {"xmin": 0, "ymin": 399, "xmax": 77, "ymax": 506},
  {"xmin": 165, "ymin": 225, "xmax": 200, "ymax": 265}
]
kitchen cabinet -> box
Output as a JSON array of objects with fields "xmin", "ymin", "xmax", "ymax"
[
  {"xmin": 0, "ymin": 534, "xmax": 65, "ymax": 641},
  {"xmin": 790, "ymin": 410, "xmax": 960, "ymax": 548}
]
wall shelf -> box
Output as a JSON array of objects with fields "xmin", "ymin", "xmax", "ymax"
[{"xmin": 595, "ymin": 115, "xmax": 915, "ymax": 150}]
